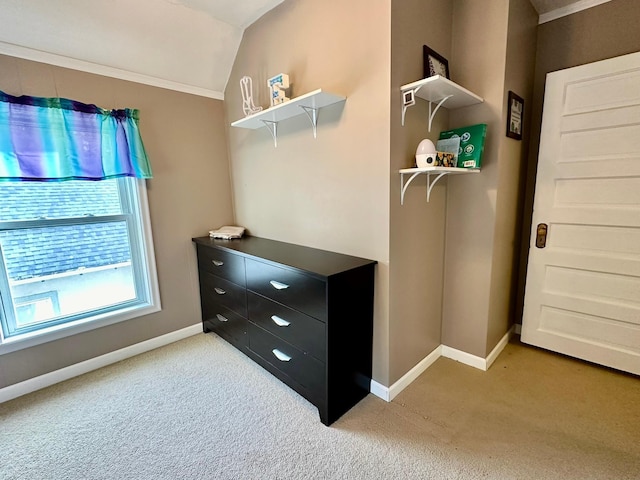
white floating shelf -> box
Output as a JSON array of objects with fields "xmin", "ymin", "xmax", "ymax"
[
  {"xmin": 401, "ymin": 76, "xmax": 483, "ymax": 108},
  {"xmin": 400, "ymin": 75, "xmax": 483, "ymax": 130},
  {"xmin": 399, "ymin": 166, "xmax": 480, "ymax": 205},
  {"xmin": 231, "ymin": 89, "xmax": 345, "ymax": 146}
]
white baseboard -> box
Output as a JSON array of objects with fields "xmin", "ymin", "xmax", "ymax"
[
  {"xmin": 369, "ymin": 380, "xmax": 390, "ymax": 402},
  {"xmin": 441, "ymin": 345, "xmax": 488, "ymax": 370},
  {"xmin": 486, "ymin": 327, "xmax": 513, "ymax": 369},
  {"xmin": 3, "ymin": 323, "xmax": 515, "ymax": 406},
  {"xmin": 371, "ymin": 327, "xmax": 515, "ymax": 401},
  {"xmin": 0, "ymin": 324, "xmax": 202, "ymax": 404},
  {"xmin": 370, "ymin": 345, "xmax": 442, "ymax": 402},
  {"xmin": 442, "ymin": 327, "xmax": 514, "ymax": 371}
]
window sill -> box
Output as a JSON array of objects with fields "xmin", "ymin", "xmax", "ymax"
[{"xmin": 0, "ymin": 302, "xmax": 161, "ymax": 355}]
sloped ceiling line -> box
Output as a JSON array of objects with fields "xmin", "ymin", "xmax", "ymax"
[
  {"xmin": 0, "ymin": 40, "xmax": 227, "ymax": 100},
  {"xmin": 0, "ymin": 0, "xmax": 284, "ymax": 99},
  {"xmin": 0, "ymin": 0, "xmax": 607, "ymax": 99}
]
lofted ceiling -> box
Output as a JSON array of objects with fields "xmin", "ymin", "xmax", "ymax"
[
  {"xmin": 171, "ymin": 0, "xmax": 285, "ymax": 28},
  {"xmin": 0, "ymin": 0, "xmax": 284, "ymax": 99},
  {"xmin": 0, "ymin": 0, "xmax": 609, "ymax": 100}
]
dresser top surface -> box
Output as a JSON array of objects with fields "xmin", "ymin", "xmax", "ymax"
[{"xmin": 192, "ymin": 236, "xmax": 376, "ymax": 278}]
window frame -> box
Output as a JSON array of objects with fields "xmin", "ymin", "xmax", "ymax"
[{"xmin": 0, "ymin": 178, "xmax": 160, "ymax": 354}]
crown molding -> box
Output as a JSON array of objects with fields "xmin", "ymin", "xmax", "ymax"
[
  {"xmin": 0, "ymin": 41, "xmax": 225, "ymax": 100},
  {"xmin": 538, "ymin": 0, "xmax": 612, "ymax": 24}
]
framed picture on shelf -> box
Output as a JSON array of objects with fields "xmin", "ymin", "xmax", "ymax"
[
  {"xmin": 423, "ymin": 45, "xmax": 450, "ymax": 79},
  {"xmin": 507, "ymin": 91, "xmax": 524, "ymax": 140}
]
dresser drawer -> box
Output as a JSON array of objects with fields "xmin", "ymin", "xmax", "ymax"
[
  {"xmin": 248, "ymin": 323, "xmax": 325, "ymax": 397},
  {"xmin": 197, "ymin": 244, "xmax": 246, "ymax": 287},
  {"xmin": 245, "ymin": 259, "xmax": 326, "ymax": 322},
  {"xmin": 200, "ymin": 272, "xmax": 247, "ymax": 317},
  {"xmin": 248, "ymin": 291, "xmax": 326, "ymax": 362},
  {"xmin": 202, "ymin": 300, "xmax": 247, "ymax": 347}
]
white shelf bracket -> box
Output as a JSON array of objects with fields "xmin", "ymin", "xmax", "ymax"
[
  {"xmin": 400, "ymin": 170, "xmax": 452, "ymax": 204},
  {"xmin": 428, "ymin": 95, "xmax": 453, "ymax": 131},
  {"xmin": 426, "ymin": 172, "xmax": 448, "ymax": 202},
  {"xmin": 261, "ymin": 120, "xmax": 278, "ymax": 147},
  {"xmin": 299, "ymin": 105, "xmax": 319, "ymax": 138},
  {"xmin": 400, "ymin": 171, "xmax": 422, "ymax": 205}
]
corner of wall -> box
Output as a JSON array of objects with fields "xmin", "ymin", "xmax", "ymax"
[{"xmin": 388, "ymin": 0, "xmax": 453, "ymax": 385}]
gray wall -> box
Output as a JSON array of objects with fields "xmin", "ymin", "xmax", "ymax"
[
  {"xmin": 224, "ymin": 0, "xmax": 392, "ymax": 384},
  {"xmin": 0, "ymin": 55, "xmax": 233, "ymax": 388},
  {"xmin": 487, "ymin": 0, "xmax": 538, "ymax": 351},
  {"xmin": 442, "ymin": 0, "xmax": 537, "ymax": 358},
  {"xmin": 227, "ymin": 0, "xmax": 539, "ymax": 385},
  {"xmin": 516, "ymin": 0, "xmax": 640, "ymax": 323},
  {"xmin": 389, "ymin": 0, "xmax": 452, "ymax": 383}
]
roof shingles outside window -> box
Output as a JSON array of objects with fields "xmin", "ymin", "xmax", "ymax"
[{"xmin": 1, "ymin": 182, "xmax": 130, "ymax": 281}]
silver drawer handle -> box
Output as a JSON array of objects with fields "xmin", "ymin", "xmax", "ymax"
[
  {"xmin": 214, "ymin": 287, "xmax": 226, "ymax": 295},
  {"xmin": 269, "ymin": 280, "xmax": 289, "ymax": 290},
  {"xmin": 216, "ymin": 314, "xmax": 229, "ymax": 322},
  {"xmin": 272, "ymin": 349, "xmax": 291, "ymax": 362},
  {"xmin": 212, "ymin": 260, "xmax": 224, "ymax": 267},
  {"xmin": 271, "ymin": 315, "xmax": 291, "ymax": 327}
]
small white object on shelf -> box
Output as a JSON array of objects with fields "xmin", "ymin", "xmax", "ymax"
[
  {"xmin": 415, "ymin": 139, "xmax": 437, "ymax": 168},
  {"xmin": 231, "ymin": 89, "xmax": 345, "ymax": 147},
  {"xmin": 399, "ymin": 166, "xmax": 480, "ymax": 205},
  {"xmin": 240, "ymin": 76, "xmax": 262, "ymax": 117},
  {"xmin": 400, "ymin": 75, "xmax": 483, "ymax": 130}
]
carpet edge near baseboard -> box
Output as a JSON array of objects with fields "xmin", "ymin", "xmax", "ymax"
[
  {"xmin": 2, "ymin": 325, "xmax": 514, "ymax": 405},
  {"xmin": 372, "ymin": 327, "xmax": 514, "ymax": 403},
  {"xmin": 0, "ymin": 324, "xmax": 202, "ymax": 404}
]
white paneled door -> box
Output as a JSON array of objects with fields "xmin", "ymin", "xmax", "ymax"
[{"xmin": 522, "ymin": 51, "xmax": 640, "ymax": 375}]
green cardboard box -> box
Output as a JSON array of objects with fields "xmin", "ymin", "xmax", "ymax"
[{"xmin": 438, "ymin": 124, "xmax": 487, "ymax": 169}]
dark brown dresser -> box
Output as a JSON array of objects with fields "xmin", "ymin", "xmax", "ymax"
[{"xmin": 192, "ymin": 235, "xmax": 376, "ymax": 426}]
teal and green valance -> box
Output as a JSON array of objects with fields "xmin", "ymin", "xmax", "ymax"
[{"xmin": 0, "ymin": 90, "xmax": 152, "ymax": 182}]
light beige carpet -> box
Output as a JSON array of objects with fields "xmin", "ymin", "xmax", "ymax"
[{"xmin": 1, "ymin": 333, "xmax": 638, "ymax": 479}]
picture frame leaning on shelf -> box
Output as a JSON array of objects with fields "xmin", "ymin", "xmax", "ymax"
[{"xmin": 423, "ymin": 45, "xmax": 450, "ymax": 79}]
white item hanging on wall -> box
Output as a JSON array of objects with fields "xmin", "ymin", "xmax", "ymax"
[
  {"xmin": 268, "ymin": 73, "xmax": 290, "ymax": 107},
  {"xmin": 240, "ymin": 76, "xmax": 263, "ymax": 117}
]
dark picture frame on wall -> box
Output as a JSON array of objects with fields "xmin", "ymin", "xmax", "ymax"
[
  {"xmin": 507, "ymin": 91, "xmax": 524, "ymax": 140},
  {"xmin": 423, "ymin": 45, "xmax": 450, "ymax": 79}
]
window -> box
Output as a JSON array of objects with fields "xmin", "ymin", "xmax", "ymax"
[
  {"xmin": 0, "ymin": 177, "xmax": 159, "ymax": 351},
  {"xmin": 0, "ymin": 89, "xmax": 158, "ymax": 353}
]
